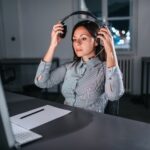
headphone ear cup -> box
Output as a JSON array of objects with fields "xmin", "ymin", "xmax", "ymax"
[
  {"xmin": 96, "ymin": 38, "xmax": 100, "ymax": 46},
  {"xmin": 59, "ymin": 24, "xmax": 67, "ymax": 38},
  {"xmin": 96, "ymin": 37, "xmax": 104, "ymax": 51}
]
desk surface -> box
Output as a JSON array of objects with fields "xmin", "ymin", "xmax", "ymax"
[
  {"xmin": 7, "ymin": 92, "xmax": 150, "ymax": 150},
  {"xmin": 0, "ymin": 58, "xmax": 59, "ymax": 64}
]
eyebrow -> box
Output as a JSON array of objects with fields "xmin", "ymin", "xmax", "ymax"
[{"xmin": 72, "ymin": 34, "xmax": 91, "ymax": 39}]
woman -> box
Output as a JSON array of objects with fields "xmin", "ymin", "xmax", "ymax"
[{"xmin": 34, "ymin": 20, "xmax": 124, "ymax": 113}]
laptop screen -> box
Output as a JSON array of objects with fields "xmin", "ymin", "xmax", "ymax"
[{"xmin": 0, "ymin": 76, "xmax": 16, "ymax": 149}]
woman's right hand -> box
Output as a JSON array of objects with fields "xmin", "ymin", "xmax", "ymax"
[{"xmin": 50, "ymin": 22, "xmax": 64, "ymax": 49}]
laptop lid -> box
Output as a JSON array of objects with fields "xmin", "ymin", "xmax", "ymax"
[{"xmin": 0, "ymin": 76, "xmax": 17, "ymax": 150}]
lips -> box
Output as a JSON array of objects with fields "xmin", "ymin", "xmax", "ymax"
[{"xmin": 75, "ymin": 48, "xmax": 82, "ymax": 52}]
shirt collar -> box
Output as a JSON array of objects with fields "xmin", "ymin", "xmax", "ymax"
[{"xmin": 79, "ymin": 57, "xmax": 102, "ymax": 68}]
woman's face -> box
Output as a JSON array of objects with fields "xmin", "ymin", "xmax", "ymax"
[{"xmin": 72, "ymin": 26, "xmax": 97, "ymax": 61}]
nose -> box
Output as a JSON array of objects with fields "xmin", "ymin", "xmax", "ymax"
[{"xmin": 75, "ymin": 39, "xmax": 82, "ymax": 45}]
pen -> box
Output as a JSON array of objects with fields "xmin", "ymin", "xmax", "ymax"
[{"xmin": 20, "ymin": 108, "xmax": 44, "ymax": 119}]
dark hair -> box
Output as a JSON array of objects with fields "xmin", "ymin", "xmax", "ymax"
[{"xmin": 71, "ymin": 20, "xmax": 106, "ymax": 63}]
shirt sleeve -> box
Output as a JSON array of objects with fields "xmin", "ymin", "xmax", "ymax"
[
  {"xmin": 34, "ymin": 60, "xmax": 67, "ymax": 88},
  {"xmin": 105, "ymin": 65, "xmax": 125, "ymax": 101},
  {"xmin": 86, "ymin": 64, "xmax": 124, "ymax": 113}
]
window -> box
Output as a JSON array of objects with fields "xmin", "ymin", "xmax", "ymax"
[{"xmin": 79, "ymin": 0, "xmax": 133, "ymax": 51}]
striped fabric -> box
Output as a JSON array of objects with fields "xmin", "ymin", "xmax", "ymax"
[{"xmin": 34, "ymin": 57, "xmax": 124, "ymax": 113}]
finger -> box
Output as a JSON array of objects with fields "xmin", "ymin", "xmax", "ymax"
[
  {"xmin": 97, "ymin": 34, "xmax": 105, "ymax": 42},
  {"xmin": 100, "ymin": 27, "xmax": 112, "ymax": 37},
  {"xmin": 58, "ymin": 20, "xmax": 62, "ymax": 23},
  {"xmin": 105, "ymin": 26, "xmax": 112, "ymax": 35},
  {"xmin": 55, "ymin": 26, "xmax": 64, "ymax": 31},
  {"xmin": 56, "ymin": 21, "xmax": 64, "ymax": 26},
  {"xmin": 53, "ymin": 25, "xmax": 63, "ymax": 31},
  {"xmin": 98, "ymin": 30, "xmax": 112, "ymax": 40},
  {"xmin": 53, "ymin": 23, "xmax": 64, "ymax": 31},
  {"xmin": 52, "ymin": 30, "xmax": 64, "ymax": 37},
  {"xmin": 56, "ymin": 23, "xmax": 64, "ymax": 27},
  {"xmin": 97, "ymin": 31, "xmax": 108, "ymax": 40},
  {"xmin": 53, "ymin": 26, "xmax": 64, "ymax": 33},
  {"xmin": 98, "ymin": 29, "xmax": 110, "ymax": 36},
  {"xmin": 56, "ymin": 30, "xmax": 63, "ymax": 35}
]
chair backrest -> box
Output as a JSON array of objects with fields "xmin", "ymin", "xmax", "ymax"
[{"xmin": 104, "ymin": 100, "xmax": 119, "ymax": 115}]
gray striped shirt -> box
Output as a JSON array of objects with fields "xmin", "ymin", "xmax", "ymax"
[{"xmin": 34, "ymin": 57, "xmax": 124, "ymax": 113}]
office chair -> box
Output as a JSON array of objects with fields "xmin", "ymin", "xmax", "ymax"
[
  {"xmin": 104, "ymin": 100, "xmax": 119, "ymax": 115},
  {"xmin": 0, "ymin": 67, "xmax": 16, "ymax": 84}
]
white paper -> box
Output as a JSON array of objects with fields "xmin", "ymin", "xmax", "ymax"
[{"xmin": 10, "ymin": 105, "xmax": 71, "ymax": 129}]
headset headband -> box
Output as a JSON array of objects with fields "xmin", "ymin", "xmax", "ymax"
[
  {"xmin": 61, "ymin": 11, "xmax": 98, "ymax": 23},
  {"xmin": 59, "ymin": 11, "xmax": 100, "ymax": 38}
]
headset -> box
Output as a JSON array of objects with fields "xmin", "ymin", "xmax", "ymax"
[
  {"xmin": 59, "ymin": 10, "xmax": 103, "ymax": 38},
  {"xmin": 59, "ymin": 10, "xmax": 106, "ymax": 58}
]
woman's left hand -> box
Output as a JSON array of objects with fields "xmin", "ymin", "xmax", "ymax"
[
  {"xmin": 97, "ymin": 26, "xmax": 115, "ymax": 55},
  {"xmin": 97, "ymin": 26, "xmax": 118, "ymax": 67}
]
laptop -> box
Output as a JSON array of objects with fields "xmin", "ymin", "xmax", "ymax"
[{"xmin": 0, "ymin": 76, "xmax": 42, "ymax": 150}]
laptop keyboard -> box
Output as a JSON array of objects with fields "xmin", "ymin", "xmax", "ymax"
[{"xmin": 11, "ymin": 122, "xmax": 42, "ymax": 145}]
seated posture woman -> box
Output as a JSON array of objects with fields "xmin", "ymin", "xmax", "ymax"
[{"xmin": 34, "ymin": 20, "xmax": 124, "ymax": 113}]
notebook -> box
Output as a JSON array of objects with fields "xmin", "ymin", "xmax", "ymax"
[{"xmin": 11, "ymin": 122, "xmax": 42, "ymax": 145}]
